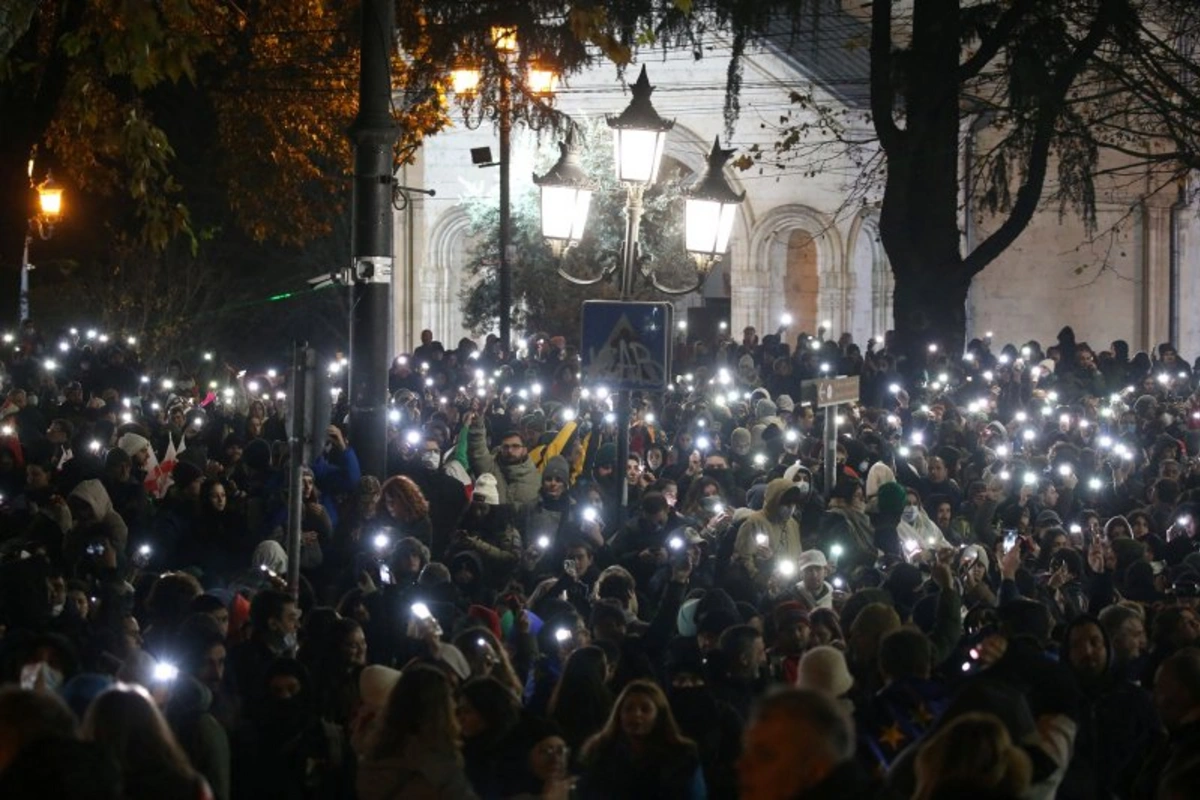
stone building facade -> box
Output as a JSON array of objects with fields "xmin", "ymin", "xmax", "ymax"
[{"xmin": 390, "ymin": 9, "xmax": 1199, "ymax": 359}]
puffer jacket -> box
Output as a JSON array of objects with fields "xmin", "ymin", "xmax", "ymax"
[{"xmin": 467, "ymin": 418, "xmax": 541, "ymax": 513}]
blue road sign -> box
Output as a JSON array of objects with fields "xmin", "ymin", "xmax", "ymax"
[{"xmin": 581, "ymin": 301, "xmax": 673, "ymax": 391}]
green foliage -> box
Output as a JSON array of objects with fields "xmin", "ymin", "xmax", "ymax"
[{"xmin": 458, "ymin": 119, "xmax": 699, "ymax": 338}]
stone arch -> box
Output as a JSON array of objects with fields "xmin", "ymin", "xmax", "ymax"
[
  {"xmin": 425, "ymin": 206, "xmax": 476, "ymax": 344},
  {"xmin": 845, "ymin": 209, "xmax": 891, "ymax": 341},
  {"xmin": 744, "ymin": 204, "xmax": 845, "ymax": 341}
]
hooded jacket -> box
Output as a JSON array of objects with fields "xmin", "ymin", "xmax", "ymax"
[
  {"xmin": 734, "ymin": 478, "xmax": 803, "ymax": 578},
  {"xmin": 448, "ymin": 550, "xmax": 495, "ymax": 608},
  {"xmin": 864, "ymin": 462, "xmax": 896, "ymax": 510},
  {"xmin": 896, "ymin": 506, "xmax": 951, "ymax": 562},
  {"xmin": 818, "ymin": 501, "xmax": 877, "ymax": 574},
  {"xmin": 467, "ymin": 417, "xmax": 541, "ymax": 513},
  {"xmin": 1058, "ymin": 616, "xmax": 1158, "ymax": 800},
  {"xmin": 64, "ymin": 479, "xmax": 129, "ymax": 562}
]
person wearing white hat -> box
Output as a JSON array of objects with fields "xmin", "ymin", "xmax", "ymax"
[
  {"xmin": 795, "ymin": 550, "xmax": 834, "ymax": 610},
  {"xmin": 352, "ymin": 665, "xmax": 403, "ymax": 754},
  {"xmin": 796, "ymin": 645, "xmax": 855, "ymax": 700},
  {"xmin": 117, "ymin": 431, "xmax": 152, "ymax": 468}
]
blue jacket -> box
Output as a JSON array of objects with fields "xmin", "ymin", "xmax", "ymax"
[{"xmin": 312, "ymin": 446, "xmax": 362, "ymax": 527}]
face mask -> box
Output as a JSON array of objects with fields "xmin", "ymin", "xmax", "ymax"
[
  {"xmin": 421, "ymin": 451, "xmax": 441, "ymax": 469},
  {"xmin": 279, "ymin": 631, "xmax": 298, "ymax": 654},
  {"xmin": 795, "ymin": 480, "xmax": 811, "ymax": 499},
  {"xmin": 902, "ymin": 506, "xmax": 919, "ymax": 524},
  {"xmin": 50, "ymin": 603, "xmax": 65, "ymax": 618}
]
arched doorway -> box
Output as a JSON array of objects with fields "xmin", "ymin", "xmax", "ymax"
[{"xmin": 783, "ymin": 230, "xmax": 820, "ymax": 341}]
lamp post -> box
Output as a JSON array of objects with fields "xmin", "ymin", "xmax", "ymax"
[
  {"xmin": 347, "ymin": 0, "xmax": 399, "ymax": 479},
  {"xmin": 532, "ymin": 127, "xmax": 595, "ymax": 257},
  {"xmin": 20, "ymin": 170, "xmax": 64, "ymax": 323},
  {"xmin": 543, "ymin": 68, "xmax": 743, "ymax": 296},
  {"xmin": 604, "ymin": 66, "xmax": 672, "ymax": 527},
  {"xmin": 683, "ymin": 138, "xmax": 745, "ymax": 275},
  {"xmin": 451, "ymin": 27, "xmax": 557, "ymax": 354},
  {"xmin": 605, "ymin": 66, "xmax": 674, "ymax": 301},
  {"xmin": 536, "ymin": 68, "xmax": 744, "ymax": 527}
]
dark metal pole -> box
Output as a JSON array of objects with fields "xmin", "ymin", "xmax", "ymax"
[
  {"xmin": 612, "ymin": 184, "xmax": 645, "ymax": 530},
  {"xmin": 301, "ymin": 347, "xmax": 317, "ymax": 468},
  {"xmin": 620, "ymin": 186, "xmax": 644, "ymax": 300},
  {"xmin": 348, "ymin": 0, "xmax": 398, "ymax": 478},
  {"xmin": 286, "ymin": 343, "xmax": 309, "ymax": 599},
  {"xmin": 19, "ymin": 228, "xmax": 31, "ymax": 323},
  {"xmin": 498, "ymin": 70, "xmax": 513, "ymax": 354},
  {"xmin": 824, "ymin": 404, "xmax": 837, "ymax": 500}
]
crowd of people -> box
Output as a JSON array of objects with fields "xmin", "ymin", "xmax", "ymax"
[{"xmin": 1, "ymin": 316, "xmax": 1200, "ymax": 799}]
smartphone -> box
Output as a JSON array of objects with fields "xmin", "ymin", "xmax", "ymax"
[
  {"xmin": 411, "ymin": 602, "xmax": 432, "ymax": 620},
  {"xmin": 86, "ymin": 542, "xmax": 106, "ymax": 556},
  {"xmin": 379, "ymin": 564, "xmax": 394, "ymax": 585},
  {"xmin": 1002, "ymin": 529, "xmax": 1018, "ymax": 554}
]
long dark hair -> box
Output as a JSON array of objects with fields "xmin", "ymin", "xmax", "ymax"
[
  {"xmin": 680, "ymin": 476, "xmax": 722, "ymax": 517},
  {"xmin": 549, "ymin": 646, "xmax": 613, "ymax": 751},
  {"xmin": 82, "ymin": 685, "xmax": 198, "ymax": 797},
  {"xmin": 458, "ymin": 676, "xmax": 520, "ymax": 742},
  {"xmin": 581, "ymin": 680, "xmax": 695, "ymax": 763}
]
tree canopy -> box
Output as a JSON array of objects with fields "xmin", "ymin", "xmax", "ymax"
[
  {"xmin": 6, "ymin": 0, "xmax": 1199, "ymax": 362},
  {"xmin": 733, "ymin": 0, "xmax": 1200, "ymax": 361}
]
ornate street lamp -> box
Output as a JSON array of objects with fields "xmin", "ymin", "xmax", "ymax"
[
  {"xmin": 607, "ymin": 66, "xmax": 674, "ymax": 186},
  {"xmin": 549, "ymin": 67, "xmax": 744, "ymax": 296},
  {"xmin": 684, "ymin": 138, "xmax": 745, "ymax": 273},
  {"xmin": 450, "ymin": 66, "xmax": 481, "ymax": 95},
  {"xmin": 37, "ymin": 174, "xmax": 63, "ymax": 222},
  {"xmin": 20, "ymin": 169, "xmax": 65, "ymax": 323},
  {"xmin": 449, "ymin": 27, "xmax": 558, "ymax": 353},
  {"xmin": 533, "ymin": 128, "xmax": 595, "ymax": 258},
  {"xmin": 604, "ymin": 66, "xmax": 674, "ymax": 298}
]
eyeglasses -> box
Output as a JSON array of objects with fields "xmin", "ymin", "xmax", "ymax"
[{"xmin": 537, "ymin": 743, "xmax": 569, "ymax": 758}]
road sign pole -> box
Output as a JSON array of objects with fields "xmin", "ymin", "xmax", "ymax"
[
  {"xmin": 616, "ymin": 392, "xmax": 630, "ymax": 529},
  {"xmin": 579, "ymin": 301, "xmax": 673, "ymax": 532},
  {"xmin": 824, "ymin": 404, "xmax": 837, "ymax": 500},
  {"xmin": 801, "ymin": 376, "xmax": 859, "ymax": 500}
]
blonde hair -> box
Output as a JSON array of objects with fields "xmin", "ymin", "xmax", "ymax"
[{"xmin": 913, "ymin": 712, "xmax": 1032, "ymax": 800}]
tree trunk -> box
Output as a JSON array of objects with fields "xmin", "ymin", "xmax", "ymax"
[{"xmin": 890, "ymin": 259, "xmax": 971, "ymax": 377}]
